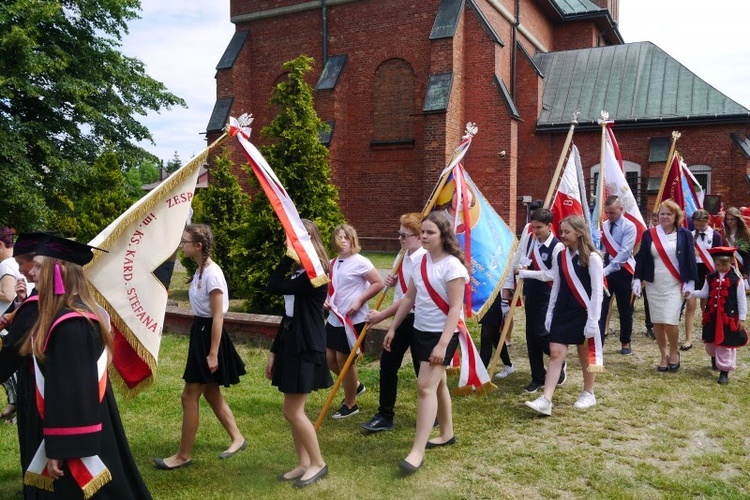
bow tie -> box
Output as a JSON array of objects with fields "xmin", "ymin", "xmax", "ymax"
[{"xmin": 699, "ymin": 232, "xmax": 706, "ymax": 241}]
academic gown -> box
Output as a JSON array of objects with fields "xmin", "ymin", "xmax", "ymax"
[
  {"xmin": 0, "ymin": 291, "xmax": 40, "ymax": 492},
  {"xmin": 24, "ymin": 310, "xmax": 151, "ymax": 499}
]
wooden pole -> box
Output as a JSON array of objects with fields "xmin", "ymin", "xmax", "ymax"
[
  {"xmin": 487, "ymin": 113, "xmax": 578, "ymax": 377},
  {"xmin": 596, "ymin": 111, "xmax": 609, "ymax": 227},
  {"xmin": 314, "ymin": 124, "xmax": 477, "ymax": 431},
  {"xmin": 652, "ymin": 131, "xmax": 682, "ymax": 213}
]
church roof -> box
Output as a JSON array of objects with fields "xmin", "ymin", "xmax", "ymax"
[
  {"xmin": 534, "ymin": 41, "xmax": 750, "ymax": 131},
  {"xmin": 548, "ymin": 0, "xmax": 606, "ymax": 16}
]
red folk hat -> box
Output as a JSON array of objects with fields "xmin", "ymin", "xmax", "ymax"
[{"xmin": 708, "ymin": 246, "xmax": 737, "ymax": 259}]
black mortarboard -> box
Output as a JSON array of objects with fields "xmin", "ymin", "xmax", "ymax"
[
  {"xmin": 33, "ymin": 234, "xmax": 107, "ymax": 265},
  {"xmin": 13, "ymin": 232, "xmax": 51, "ymax": 257}
]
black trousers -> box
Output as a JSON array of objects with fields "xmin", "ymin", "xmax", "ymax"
[
  {"xmin": 599, "ymin": 268, "xmax": 634, "ymax": 345},
  {"xmin": 524, "ymin": 292, "xmax": 551, "ymax": 385},
  {"xmin": 377, "ymin": 313, "xmax": 419, "ymax": 421},
  {"xmin": 479, "ymin": 323, "xmax": 512, "ymax": 368}
]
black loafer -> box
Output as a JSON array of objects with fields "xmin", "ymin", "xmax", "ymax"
[
  {"xmin": 398, "ymin": 458, "xmax": 423, "ymax": 474},
  {"xmin": 656, "ymin": 365, "xmax": 668, "ymax": 373},
  {"xmin": 294, "ymin": 465, "xmax": 328, "ymax": 488},
  {"xmin": 425, "ymin": 436, "xmax": 456, "ymax": 449},
  {"xmin": 153, "ymin": 458, "xmax": 192, "ymax": 470},
  {"xmin": 668, "ymin": 354, "xmax": 681, "ymax": 372}
]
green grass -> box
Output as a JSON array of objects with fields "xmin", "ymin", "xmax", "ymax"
[{"xmin": 4, "ymin": 284, "xmax": 750, "ymax": 498}]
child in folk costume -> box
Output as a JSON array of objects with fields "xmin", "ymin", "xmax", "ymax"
[
  {"xmin": 154, "ymin": 224, "xmax": 247, "ymax": 470},
  {"xmin": 324, "ymin": 224, "xmax": 384, "ymax": 419},
  {"xmin": 683, "ymin": 210, "xmax": 723, "ymax": 350},
  {"xmin": 265, "ymin": 220, "xmax": 332, "ymax": 487},
  {"xmin": 20, "ymin": 235, "xmax": 151, "ymax": 498},
  {"xmin": 384, "ymin": 213, "xmax": 468, "ymax": 473},
  {"xmin": 690, "ymin": 247, "xmax": 748, "ymax": 385},
  {"xmin": 525, "ymin": 215, "xmax": 604, "ymax": 416}
]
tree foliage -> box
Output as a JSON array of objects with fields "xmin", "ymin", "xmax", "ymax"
[
  {"xmin": 187, "ymin": 153, "xmax": 251, "ymax": 296},
  {"xmin": 0, "ymin": 0, "xmax": 184, "ymax": 230},
  {"xmin": 74, "ymin": 151, "xmax": 134, "ymax": 242},
  {"xmin": 124, "ymin": 158, "xmax": 161, "ymax": 199},
  {"xmin": 237, "ymin": 55, "xmax": 345, "ymax": 313}
]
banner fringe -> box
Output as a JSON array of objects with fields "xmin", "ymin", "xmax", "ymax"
[
  {"xmin": 587, "ymin": 365, "xmax": 606, "ymax": 374},
  {"xmin": 81, "ymin": 469, "xmax": 113, "ymax": 500},
  {"xmin": 24, "ymin": 472, "xmax": 54, "ymax": 493}
]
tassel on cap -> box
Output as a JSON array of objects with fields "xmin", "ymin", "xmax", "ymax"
[{"xmin": 54, "ymin": 263, "xmax": 65, "ymax": 295}]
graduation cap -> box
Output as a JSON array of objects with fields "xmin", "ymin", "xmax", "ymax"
[
  {"xmin": 708, "ymin": 246, "xmax": 737, "ymax": 260},
  {"xmin": 33, "ymin": 234, "xmax": 107, "ymax": 266},
  {"xmin": 13, "ymin": 232, "xmax": 52, "ymax": 257}
]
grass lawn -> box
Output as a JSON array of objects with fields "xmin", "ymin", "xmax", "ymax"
[{"xmin": 3, "ymin": 261, "xmax": 750, "ymax": 498}]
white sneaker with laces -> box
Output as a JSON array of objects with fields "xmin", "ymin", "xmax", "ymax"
[
  {"xmin": 573, "ymin": 391, "xmax": 596, "ymax": 409},
  {"xmin": 524, "ymin": 396, "xmax": 553, "ymax": 416},
  {"xmin": 494, "ymin": 365, "xmax": 516, "ymax": 379}
]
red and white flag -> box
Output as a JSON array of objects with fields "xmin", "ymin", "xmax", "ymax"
[
  {"xmin": 602, "ymin": 126, "xmax": 647, "ymax": 242},
  {"xmin": 663, "ymin": 152, "xmax": 687, "ymax": 226},
  {"xmin": 551, "ymin": 145, "xmax": 586, "ymax": 235},
  {"xmin": 228, "ymin": 114, "xmax": 328, "ymax": 287}
]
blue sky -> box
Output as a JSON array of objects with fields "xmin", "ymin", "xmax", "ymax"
[{"xmin": 120, "ymin": 1, "xmax": 750, "ymax": 166}]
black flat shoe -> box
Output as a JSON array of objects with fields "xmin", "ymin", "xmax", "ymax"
[
  {"xmin": 668, "ymin": 354, "xmax": 681, "ymax": 372},
  {"xmin": 293, "ymin": 465, "xmax": 328, "ymax": 488},
  {"xmin": 218, "ymin": 440, "xmax": 248, "ymax": 459},
  {"xmin": 277, "ymin": 470, "xmax": 305, "ymax": 482},
  {"xmin": 153, "ymin": 458, "xmax": 192, "ymax": 470},
  {"xmin": 679, "ymin": 343, "xmax": 693, "ymax": 351},
  {"xmin": 425, "ymin": 436, "xmax": 456, "ymax": 449},
  {"xmin": 656, "ymin": 365, "xmax": 669, "ymax": 373},
  {"xmin": 399, "ymin": 458, "xmax": 423, "ymax": 474}
]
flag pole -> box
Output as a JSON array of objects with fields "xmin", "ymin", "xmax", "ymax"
[
  {"xmin": 314, "ymin": 123, "xmax": 478, "ymax": 431},
  {"xmin": 596, "ymin": 111, "xmax": 610, "ymax": 228},
  {"xmin": 488, "ymin": 112, "xmax": 578, "ymax": 377},
  {"xmin": 652, "ymin": 131, "xmax": 682, "ymax": 213}
]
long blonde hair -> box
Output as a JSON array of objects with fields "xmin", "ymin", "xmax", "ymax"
[
  {"xmin": 561, "ymin": 215, "xmax": 598, "ymax": 267},
  {"xmin": 22, "ymin": 258, "xmax": 112, "ymax": 362}
]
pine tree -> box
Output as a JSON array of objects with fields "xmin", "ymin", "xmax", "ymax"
[
  {"xmin": 237, "ymin": 55, "xmax": 345, "ymax": 313},
  {"xmin": 74, "ymin": 151, "xmax": 134, "ymax": 242}
]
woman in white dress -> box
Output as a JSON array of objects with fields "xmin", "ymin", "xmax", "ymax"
[{"xmin": 633, "ymin": 200, "xmax": 697, "ymax": 372}]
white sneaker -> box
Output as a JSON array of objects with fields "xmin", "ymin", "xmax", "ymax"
[
  {"xmin": 525, "ymin": 396, "xmax": 553, "ymax": 416},
  {"xmin": 573, "ymin": 391, "xmax": 597, "ymax": 409},
  {"xmin": 494, "ymin": 365, "xmax": 516, "ymax": 379}
]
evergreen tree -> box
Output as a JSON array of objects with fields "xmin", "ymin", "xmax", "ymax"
[
  {"xmin": 166, "ymin": 152, "xmax": 182, "ymax": 174},
  {"xmin": 237, "ymin": 55, "xmax": 345, "ymax": 313},
  {"xmin": 74, "ymin": 151, "xmax": 134, "ymax": 242},
  {"xmin": 187, "ymin": 153, "xmax": 251, "ymax": 296}
]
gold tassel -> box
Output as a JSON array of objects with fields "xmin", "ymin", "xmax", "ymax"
[
  {"xmin": 451, "ymin": 385, "xmax": 474, "ymax": 397},
  {"xmin": 446, "ymin": 366, "xmax": 460, "ymax": 376},
  {"xmin": 587, "ymin": 365, "xmax": 606, "ymax": 374},
  {"xmin": 24, "ymin": 471, "xmax": 55, "ymax": 492},
  {"xmin": 285, "ymin": 247, "xmax": 301, "ymax": 264},
  {"xmin": 310, "ymin": 274, "xmax": 330, "ymax": 288},
  {"xmin": 474, "ymin": 381, "xmax": 498, "ymax": 396},
  {"xmin": 81, "ymin": 469, "xmax": 113, "ymax": 500}
]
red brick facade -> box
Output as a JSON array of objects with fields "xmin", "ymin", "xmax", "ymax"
[{"xmin": 212, "ymin": 0, "xmax": 750, "ymax": 247}]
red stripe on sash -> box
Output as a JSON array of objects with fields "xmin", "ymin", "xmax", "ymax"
[
  {"xmin": 397, "ymin": 260, "xmax": 407, "ymax": 294},
  {"xmin": 44, "ymin": 424, "xmax": 102, "ymax": 436},
  {"xmin": 650, "ymin": 228, "xmax": 682, "ymax": 283},
  {"xmin": 695, "ymin": 240, "xmax": 716, "ymax": 273}
]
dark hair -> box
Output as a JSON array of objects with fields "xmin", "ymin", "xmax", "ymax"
[
  {"xmin": 604, "ymin": 195, "xmax": 620, "ymax": 207},
  {"xmin": 0, "ymin": 227, "xmax": 13, "ymax": 248},
  {"xmin": 184, "ymin": 223, "xmax": 214, "ymax": 263},
  {"xmin": 424, "ymin": 213, "xmax": 465, "ymax": 266},
  {"xmin": 529, "ymin": 199, "xmax": 544, "ymax": 212},
  {"xmin": 691, "ymin": 209, "xmax": 709, "ymax": 222},
  {"xmin": 530, "ymin": 208, "xmax": 553, "ymax": 225}
]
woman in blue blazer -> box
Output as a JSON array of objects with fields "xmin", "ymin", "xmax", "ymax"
[{"xmin": 633, "ymin": 200, "xmax": 697, "ymax": 372}]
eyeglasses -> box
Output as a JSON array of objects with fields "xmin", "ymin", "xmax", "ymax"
[
  {"xmin": 397, "ymin": 232, "xmax": 417, "ymax": 240},
  {"xmin": 180, "ymin": 239, "xmax": 194, "ymax": 245}
]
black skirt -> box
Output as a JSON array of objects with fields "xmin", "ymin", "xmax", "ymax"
[
  {"xmin": 272, "ymin": 320, "xmax": 333, "ymax": 394},
  {"xmin": 412, "ymin": 329, "xmax": 460, "ymax": 365},
  {"xmin": 326, "ymin": 322, "xmax": 365, "ymax": 354},
  {"xmin": 183, "ymin": 317, "xmax": 246, "ymax": 387}
]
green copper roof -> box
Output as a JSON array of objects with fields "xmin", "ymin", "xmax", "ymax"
[
  {"xmin": 535, "ymin": 42, "xmax": 750, "ymax": 129},
  {"xmin": 548, "ymin": 0, "xmax": 605, "ymax": 17}
]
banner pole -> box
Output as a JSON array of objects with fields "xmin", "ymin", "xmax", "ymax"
[
  {"xmin": 314, "ymin": 124, "xmax": 478, "ymax": 431},
  {"xmin": 652, "ymin": 131, "xmax": 682, "ymax": 213}
]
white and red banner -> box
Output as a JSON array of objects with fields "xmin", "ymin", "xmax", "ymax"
[
  {"xmin": 599, "ymin": 125, "xmax": 647, "ymax": 242},
  {"xmin": 228, "ymin": 114, "xmax": 328, "ymax": 288},
  {"xmin": 551, "ymin": 145, "xmax": 586, "ymax": 235},
  {"xmin": 86, "ymin": 141, "xmax": 210, "ymax": 394}
]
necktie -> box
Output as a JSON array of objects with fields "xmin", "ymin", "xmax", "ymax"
[{"xmin": 699, "ymin": 232, "xmax": 706, "ymax": 241}]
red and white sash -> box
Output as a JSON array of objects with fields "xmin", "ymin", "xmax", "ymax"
[
  {"xmin": 396, "ymin": 259, "xmax": 408, "ymax": 295},
  {"xmin": 694, "ymin": 231, "xmax": 716, "ymax": 273},
  {"xmin": 327, "ymin": 259, "xmax": 362, "ymax": 355},
  {"xmin": 601, "ymin": 221, "xmax": 635, "ymax": 274},
  {"xmin": 25, "ymin": 312, "xmax": 111, "ymax": 498},
  {"xmin": 420, "ymin": 257, "xmax": 494, "ymax": 395},
  {"xmin": 560, "ymin": 250, "xmax": 604, "ymax": 371},
  {"xmin": 530, "ymin": 242, "xmax": 554, "ymax": 288},
  {"xmin": 650, "ymin": 226, "xmax": 682, "ymax": 283}
]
